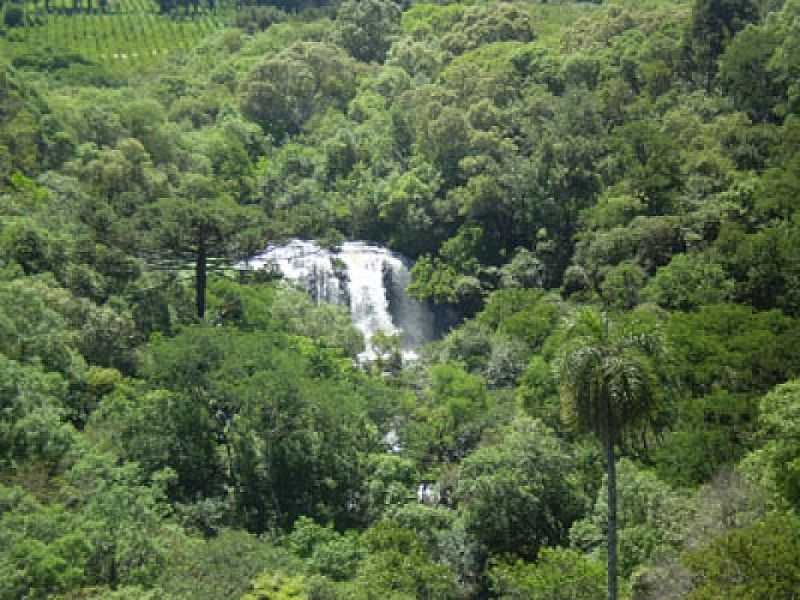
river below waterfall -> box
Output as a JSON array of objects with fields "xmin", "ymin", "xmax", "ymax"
[{"xmin": 243, "ymin": 240, "xmax": 438, "ymax": 361}]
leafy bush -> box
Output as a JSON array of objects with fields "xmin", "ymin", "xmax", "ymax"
[
  {"xmin": 490, "ymin": 548, "xmax": 606, "ymax": 600},
  {"xmin": 3, "ymin": 4, "xmax": 24, "ymax": 28}
]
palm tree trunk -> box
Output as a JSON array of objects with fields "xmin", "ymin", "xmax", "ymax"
[
  {"xmin": 195, "ymin": 242, "xmax": 207, "ymax": 319},
  {"xmin": 606, "ymin": 430, "xmax": 618, "ymax": 600}
]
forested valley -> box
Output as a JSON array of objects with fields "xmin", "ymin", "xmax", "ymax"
[{"xmin": 2, "ymin": 0, "xmax": 800, "ymax": 598}]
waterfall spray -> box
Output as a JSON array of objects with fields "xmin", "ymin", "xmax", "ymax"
[{"xmin": 244, "ymin": 240, "xmax": 437, "ymax": 361}]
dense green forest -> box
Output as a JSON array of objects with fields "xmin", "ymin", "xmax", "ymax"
[{"xmin": 2, "ymin": 0, "xmax": 800, "ymax": 598}]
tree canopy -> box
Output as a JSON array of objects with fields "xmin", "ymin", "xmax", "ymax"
[{"xmin": 2, "ymin": 0, "xmax": 800, "ymax": 598}]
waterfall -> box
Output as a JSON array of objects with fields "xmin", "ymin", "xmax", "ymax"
[{"xmin": 245, "ymin": 240, "xmax": 437, "ymax": 361}]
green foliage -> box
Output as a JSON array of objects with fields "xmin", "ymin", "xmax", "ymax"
[
  {"xmin": 137, "ymin": 173, "xmax": 264, "ymax": 318},
  {"xmin": 600, "ymin": 260, "xmax": 646, "ymax": 309},
  {"xmin": 558, "ymin": 308, "xmax": 671, "ymax": 447},
  {"xmin": 64, "ymin": 451, "xmax": 170, "ymax": 589},
  {"xmin": 70, "ymin": 585, "xmax": 166, "ymax": 599},
  {"xmin": 0, "ymin": 278, "xmax": 78, "ymax": 374},
  {"xmin": 516, "ymin": 355, "xmax": 560, "ymax": 424},
  {"xmin": 719, "ymin": 22, "xmax": 784, "ymax": 122},
  {"xmin": 3, "ymin": 1, "xmax": 800, "ymax": 596},
  {"xmin": 407, "ymin": 363, "xmax": 490, "ymax": 462},
  {"xmin": 558, "ymin": 307, "xmax": 673, "ymax": 600},
  {"xmin": 0, "ymin": 487, "xmax": 90, "ymax": 599},
  {"xmin": 684, "ymin": 0, "xmax": 760, "ymax": 89},
  {"xmin": 360, "ymin": 454, "xmax": 417, "ymax": 523},
  {"xmin": 480, "ymin": 289, "xmax": 562, "ymax": 351},
  {"xmin": 642, "ymin": 253, "xmax": 734, "ymax": 311},
  {"xmin": 656, "ymin": 391, "xmax": 757, "ymax": 486},
  {"xmin": 333, "ymin": 0, "xmax": 400, "ymax": 63},
  {"xmin": 400, "ymin": 3, "xmax": 464, "ymax": 38},
  {"xmin": 684, "ymin": 513, "xmax": 800, "ymax": 600},
  {"xmin": 499, "ymin": 248, "xmax": 545, "ymax": 289},
  {"xmin": 440, "ymin": 3, "xmax": 536, "ymax": 56},
  {"xmin": 0, "ymin": 218, "xmax": 68, "ymax": 276},
  {"xmin": 739, "ymin": 380, "xmax": 800, "ymax": 510},
  {"xmin": 456, "ymin": 417, "xmax": 581, "ymax": 560},
  {"xmin": 0, "ymin": 451, "xmax": 169, "ymax": 599},
  {"xmin": 269, "ymin": 286, "xmax": 365, "ymax": 358},
  {"xmin": 408, "ymin": 255, "xmax": 469, "ymax": 305},
  {"xmin": 3, "ymin": 4, "xmax": 22, "ymax": 28},
  {"xmin": 2, "ymin": 3, "xmax": 227, "ymax": 73},
  {"xmin": 235, "ymin": 6, "xmax": 288, "ymax": 35},
  {"xmin": 717, "ymin": 221, "xmax": 800, "ymax": 315},
  {"xmin": 87, "ymin": 383, "xmax": 222, "ymax": 502},
  {"xmin": 286, "ymin": 517, "xmax": 364, "ymax": 580},
  {"xmin": 570, "ymin": 459, "xmax": 692, "ymax": 577},
  {"xmin": 241, "ymin": 571, "xmax": 309, "ymax": 600},
  {"xmin": 142, "ymin": 325, "xmax": 382, "ymax": 531},
  {"xmin": 0, "ymin": 356, "xmax": 74, "ymax": 469},
  {"xmin": 490, "ymin": 548, "xmax": 606, "ymax": 600},
  {"xmin": 240, "ymin": 42, "xmax": 359, "ymax": 139},
  {"xmin": 408, "ymin": 226, "xmax": 487, "ymax": 310},
  {"xmin": 0, "ymin": 64, "xmax": 51, "ymax": 179},
  {"xmin": 159, "ymin": 529, "xmax": 303, "ymax": 600},
  {"xmin": 348, "ymin": 521, "xmax": 459, "ymax": 600},
  {"xmin": 0, "ymin": 276, "xmax": 138, "ymax": 377},
  {"xmin": 666, "ymin": 303, "xmax": 800, "ymax": 397}
]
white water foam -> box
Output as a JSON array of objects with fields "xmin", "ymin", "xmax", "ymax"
[{"xmin": 244, "ymin": 240, "xmax": 436, "ymax": 362}]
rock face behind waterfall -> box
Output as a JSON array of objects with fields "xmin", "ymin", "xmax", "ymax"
[{"xmin": 245, "ymin": 240, "xmax": 437, "ymax": 360}]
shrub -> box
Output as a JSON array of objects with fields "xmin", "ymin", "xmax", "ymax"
[{"xmin": 4, "ymin": 4, "xmax": 24, "ymax": 28}]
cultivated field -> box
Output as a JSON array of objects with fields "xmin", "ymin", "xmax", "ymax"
[{"xmin": 3, "ymin": 0, "xmax": 233, "ymax": 70}]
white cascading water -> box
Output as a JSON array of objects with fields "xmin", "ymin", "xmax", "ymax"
[{"xmin": 244, "ymin": 240, "xmax": 436, "ymax": 362}]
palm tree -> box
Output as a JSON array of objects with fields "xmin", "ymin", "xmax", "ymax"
[{"xmin": 558, "ymin": 308, "xmax": 670, "ymax": 600}]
